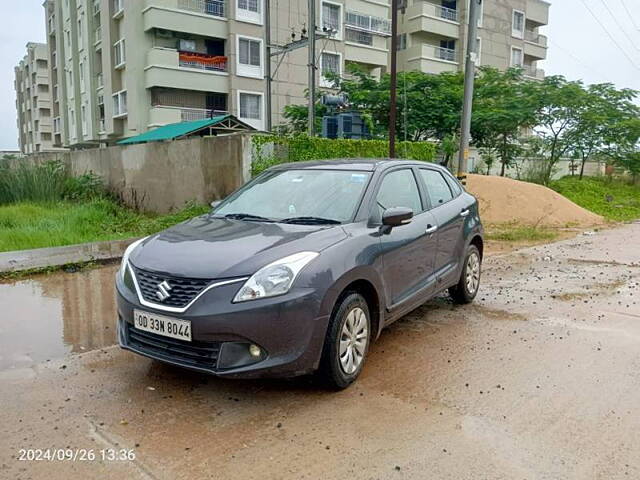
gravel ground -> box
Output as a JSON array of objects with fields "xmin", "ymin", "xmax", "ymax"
[{"xmin": 1, "ymin": 223, "xmax": 638, "ymax": 480}]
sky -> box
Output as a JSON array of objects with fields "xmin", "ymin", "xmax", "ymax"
[{"xmin": 0, "ymin": 1, "xmax": 639, "ymax": 150}]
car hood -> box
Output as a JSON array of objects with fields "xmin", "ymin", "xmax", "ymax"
[{"xmin": 129, "ymin": 215, "xmax": 347, "ymax": 279}]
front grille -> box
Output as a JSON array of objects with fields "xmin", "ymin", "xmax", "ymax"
[
  {"xmin": 132, "ymin": 266, "xmax": 211, "ymax": 308},
  {"xmin": 126, "ymin": 323, "xmax": 221, "ymax": 370}
]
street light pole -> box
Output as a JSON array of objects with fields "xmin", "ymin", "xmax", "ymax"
[
  {"xmin": 457, "ymin": 0, "xmax": 481, "ymax": 181},
  {"xmin": 308, "ymin": 0, "xmax": 316, "ymax": 136},
  {"xmin": 389, "ymin": 0, "xmax": 399, "ymax": 157}
]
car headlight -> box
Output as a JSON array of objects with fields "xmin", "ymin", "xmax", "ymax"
[
  {"xmin": 118, "ymin": 237, "xmax": 147, "ymax": 282},
  {"xmin": 233, "ymin": 251, "xmax": 319, "ymax": 303}
]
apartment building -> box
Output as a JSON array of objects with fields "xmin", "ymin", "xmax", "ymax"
[
  {"xmin": 32, "ymin": 0, "xmax": 548, "ymax": 148},
  {"xmin": 14, "ymin": 43, "xmax": 60, "ymax": 154},
  {"xmin": 397, "ymin": 0, "xmax": 549, "ymax": 79}
]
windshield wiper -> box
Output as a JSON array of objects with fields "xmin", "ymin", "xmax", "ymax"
[
  {"xmin": 222, "ymin": 213, "xmax": 275, "ymax": 222},
  {"xmin": 279, "ymin": 216, "xmax": 341, "ymax": 225}
]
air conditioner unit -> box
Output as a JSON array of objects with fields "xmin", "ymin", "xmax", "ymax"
[
  {"xmin": 156, "ymin": 29, "xmax": 173, "ymax": 39},
  {"xmin": 178, "ymin": 39, "xmax": 197, "ymax": 52}
]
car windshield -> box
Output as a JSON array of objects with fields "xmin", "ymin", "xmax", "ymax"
[{"xmin": 214, "ymin": 169, "xmax": 371, "ymax": 223}]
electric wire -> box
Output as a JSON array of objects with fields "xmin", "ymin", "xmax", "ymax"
[{"xmin": 596, "ymin": 0, "xmax": 640, "ymax": 51}]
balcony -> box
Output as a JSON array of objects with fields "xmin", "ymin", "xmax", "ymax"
[
  {"xmin": 145, "ymin": 47, "xmax": 229, "ymax": 93},
  {"xmin": 524, "ymin": 30, "xmax": 547, "ymax": 59},
  {"xmin": 149, "ymin": 105, "xmax": 228, "ymax": 125},
  {"xmin": 344, "ymin": 33, "xmax": 388, "ymax": 66},
  {"xmin": 143, "ymin": 0, "xmax": 227, "ymax": 38},
  {"xmin": 404, "ymin": 1, "xmax": 460, "ymax": 39},
  {"xmin": 400, "ymin": 43, "xmax": 459, "ymax": 73},
  {"xmin": 178, "ymin": 51, "xmax": 227, "ymax": 72},
  {"xmin": 523, "ymin": 65, "xmax": 544, "ymax": 80},
  {"xmin": 526, "ymin": 0, "xmax": 549, "ymax": 26},
  {"xmin": 345, "ymin": 11, "xmax": 391, "ymax": 36}
]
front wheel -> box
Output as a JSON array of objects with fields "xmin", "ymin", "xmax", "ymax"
[
  {"xmin": 318, "ymin": 293, "xmax": 371, "ymax": 390},
  {"xmin": 449, "ymin": 244, "xmax": 481, "ymax": 304}
]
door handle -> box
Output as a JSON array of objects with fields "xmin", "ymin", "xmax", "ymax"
[
  {"xmin": 460, "ymin": 209, "xmax": 470, "ymax": 217},
  {"xmin": 425, "ymin": 224, "xmax": 438, "ymax": 234}
]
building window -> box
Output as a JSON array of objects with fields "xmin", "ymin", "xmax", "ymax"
[
  {"xmin": 236, "ymin": 0, "xmax": 262, "ymax": 24},
  {"xmin": 114, "ymin": 39, "xmax": 126, "ymax": 68},
  {"xmin": 79, "ymin": 61, "xmax": 85, "ymax": 92},
  {"xmin": 397, "ymin": 33, "xmax": 407, "ymax": 51},
  {"xmin": 512, "ymin": 9, "xmax": 525, "ymax": 38},
  {"xmin": 510, "ymin": 46, "xmax": 523, "ymax": 67},
  {"xmin": 475, "ymin": 37, "xmax": 482, "ymax": 65},
  {"xmin": 321, "ymin": 2, "xmax": 342, "ymax": 38},
  {"xmin": 238, "ymin": 91, "xmax": 263, "ymax": 130},
  {"xmin": 113, "ymin": 0, "xmax": 124, "ymax": 17},
  {"xmin": 81, "ymin": 105, "xmax": 87, "ymax": 135},
  {"xmin": 237, "ymin": 36, "xmax": 262, "ymax": 78},
  {"xmin": 78, "ymin": 16, "xmax": 83, "ymax": 46},
  {"xmin": 113, "ymin": 90, "xmax": 127, "ymax": 117},
  {"xmin": 320, "ymin": 52, "xmax": 341, "ymax": 88},
  {"xmin": 67, "ymin": 70, "xmax": 73, "ymax": 93}
]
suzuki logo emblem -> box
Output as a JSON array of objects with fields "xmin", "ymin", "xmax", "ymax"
[{"xmin": 156, "ymin": 280, "xmax": 172, "ymax": 301}]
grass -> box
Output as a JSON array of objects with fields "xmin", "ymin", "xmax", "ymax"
[
  {"xmin": 485, "ymin": 223, "xmax": 559, "ymax": 242},
  {"xmin": 550, "ymin": 176, "xmax": 640, "ymax": 222},
  {"xmin": 0, "ymin": 199, "xmax": 209, "ymax": 253}
]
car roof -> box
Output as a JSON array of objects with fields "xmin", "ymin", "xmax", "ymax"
[{"xmin": 269, "ymin": 158, "xmax": 448, "ymax": 173}]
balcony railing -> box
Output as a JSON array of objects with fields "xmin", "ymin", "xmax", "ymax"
[
  {"xmin": 345, "ymin": 11, "xmax": 391, "ymax": 35},
  {"xmin": 153, "ymin": 106, "xmax": 228, "ymax": 122},
  {"xmin": 345, "ymin": 28, "xmax": 373, "ymax": 46},
  {"xmin": 523, "ymin": 65, "xmax": 544, "ymax": 79},
  {"xmin": 178, "ymin": 52, "xmax": 228, "ymax": 72},
  {"xmin": 177, "ymin": 0, "xmax": 225, "ymax": 18},
  {"xmin": 434, "ymin": 45, "xmax": 456, "ymax": 62},
  {"xmin": 524, "ymin": 30, "xmax": 547, "ymax": 46},
  {"xmin": 435, "ymin": 4, "xmax": 458, "ymax": 22}
]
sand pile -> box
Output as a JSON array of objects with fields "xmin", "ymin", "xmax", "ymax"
[{"xmin": 465, "ymin": 174, "xmax": 604, "ymax": 227}]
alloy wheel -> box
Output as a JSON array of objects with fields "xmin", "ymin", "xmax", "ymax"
[
  {"xmin": 466, "ymin": 252, "xmax": 480, "ymax": 295},
  {"xmin": 339, "ymin": 307, "xmax": 368, "ymax": 375}
]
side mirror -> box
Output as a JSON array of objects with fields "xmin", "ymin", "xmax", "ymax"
[
  {"xmin": 210, "ymin": 200, "xmax": 222, "ymax": 210},
  {"xmin": 382, "ymin": 207, "xmax": 413, "ymax": 228}
]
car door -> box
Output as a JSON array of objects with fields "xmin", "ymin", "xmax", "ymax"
[
  {"xmin": 374, "ymin": 168, "xmax": 438, "ymax": 309},
  {"xmin": 418, "ymin": 168, "xmax": 466, "ymax": 287}
]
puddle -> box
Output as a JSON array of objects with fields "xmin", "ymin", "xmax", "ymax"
[{"xmin": 0, "ymin": 264, "xmax": 118, "ymax": 371}]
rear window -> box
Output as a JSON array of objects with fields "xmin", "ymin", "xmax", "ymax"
[{"xmin": 419, "ymin": 169, "xmax": 454, "ymax": 207}]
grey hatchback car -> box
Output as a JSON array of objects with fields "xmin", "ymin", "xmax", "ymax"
[{"xmin": 116, "ymin": 159, "xmax": 483, "ymax": 388}]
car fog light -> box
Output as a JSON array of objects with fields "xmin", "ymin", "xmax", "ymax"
[{"xmin": 249, "ymin": 344, "xmax": 261, "ymax": 357}]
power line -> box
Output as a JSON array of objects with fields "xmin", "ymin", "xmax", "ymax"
[
  {"xmin": 577, "ymin": 0, "xmax": 640, "ymax": 71},
  {"xmin": 549, "ymin": 39, "xmax": 614, "ymax": 83},
  {"xmin": 619, "ymin": 0, "xmax": 640, "ymax": 32},
  {"xmin": 596, "ymin": 0, "xmax": 640, "ymax": 51}
]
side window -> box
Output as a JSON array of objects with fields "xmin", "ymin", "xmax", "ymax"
[
  {"xmin": 420, "ymin": 169, "xmax": 454, "ymax": 207},
  {"xmin": 376, "ymin": 169, "xmax": 422, "ymax": 216},
  {"xmin": 443, "ymin": 172, "xmax": 462, "ymax": 197}
]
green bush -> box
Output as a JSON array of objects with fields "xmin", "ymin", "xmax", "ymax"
[
  {"xmin": 550, "ymin": 176, "xmax": 640, "ymax": 222},
  {"xmin": 63, "ymin": 171, "xmax": 106, "ymax": 201},
  {"xmin": 252, "ymin": 135, "xmax": 437, "ymax": 176}
]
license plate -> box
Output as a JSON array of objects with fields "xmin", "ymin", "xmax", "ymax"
[{"xmin": 133, "ymin": 310, "xmax": 192, "ymax": 342}]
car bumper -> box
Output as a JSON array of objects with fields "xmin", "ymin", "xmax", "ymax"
[{"xmin": 115, "ymin": 275, "xmax": 330, "ymax": 378}]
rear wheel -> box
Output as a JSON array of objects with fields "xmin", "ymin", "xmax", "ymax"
[
  {"xmin": 449, "ymin": 244, "xmax": 481, "ymax": 304},
  {"xmin": 318, "ymin": 292, "xmax": 371, "ymax": 390}
]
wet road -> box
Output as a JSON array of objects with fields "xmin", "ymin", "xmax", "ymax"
[{"xmin": 1, "ymin": 224, "xmax": 639, "ymax": 480}]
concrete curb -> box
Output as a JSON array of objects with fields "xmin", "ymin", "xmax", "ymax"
[{"xmin": 0, "ymin": 238, "xmax": 138, "ymax": 273}]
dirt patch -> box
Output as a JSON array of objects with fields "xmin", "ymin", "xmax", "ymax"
[{"xmin": 466, "ymin": 174, "xmax": 604, "ymax": 227}]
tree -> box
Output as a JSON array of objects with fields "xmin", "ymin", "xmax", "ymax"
[{"xmin": 471, "ymin": 67, "xmax": 538, "ymax": 176}]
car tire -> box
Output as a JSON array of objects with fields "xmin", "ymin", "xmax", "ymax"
[
  {"xmin": 318, "ymin": 292, "xmax": 371, "ymax": 390},
  {"xmin": 449, "ymin": 244, "xmax": 481, "ymax": 304}
]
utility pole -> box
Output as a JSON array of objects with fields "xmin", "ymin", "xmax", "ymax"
[
  {"xmin": 308, "ymin": 0, "xmax": 316, "ymax": 136},
  {"xmin": 265, "ymin": 0, "xmax": 272, "ymax": 131},
  {"xmin": 388, "ymin": 0, "xmax": 399, "ymax": 157},
  {"xmin": 457, "ymin": 0, "xmax": 481, "ymax": 181}
]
